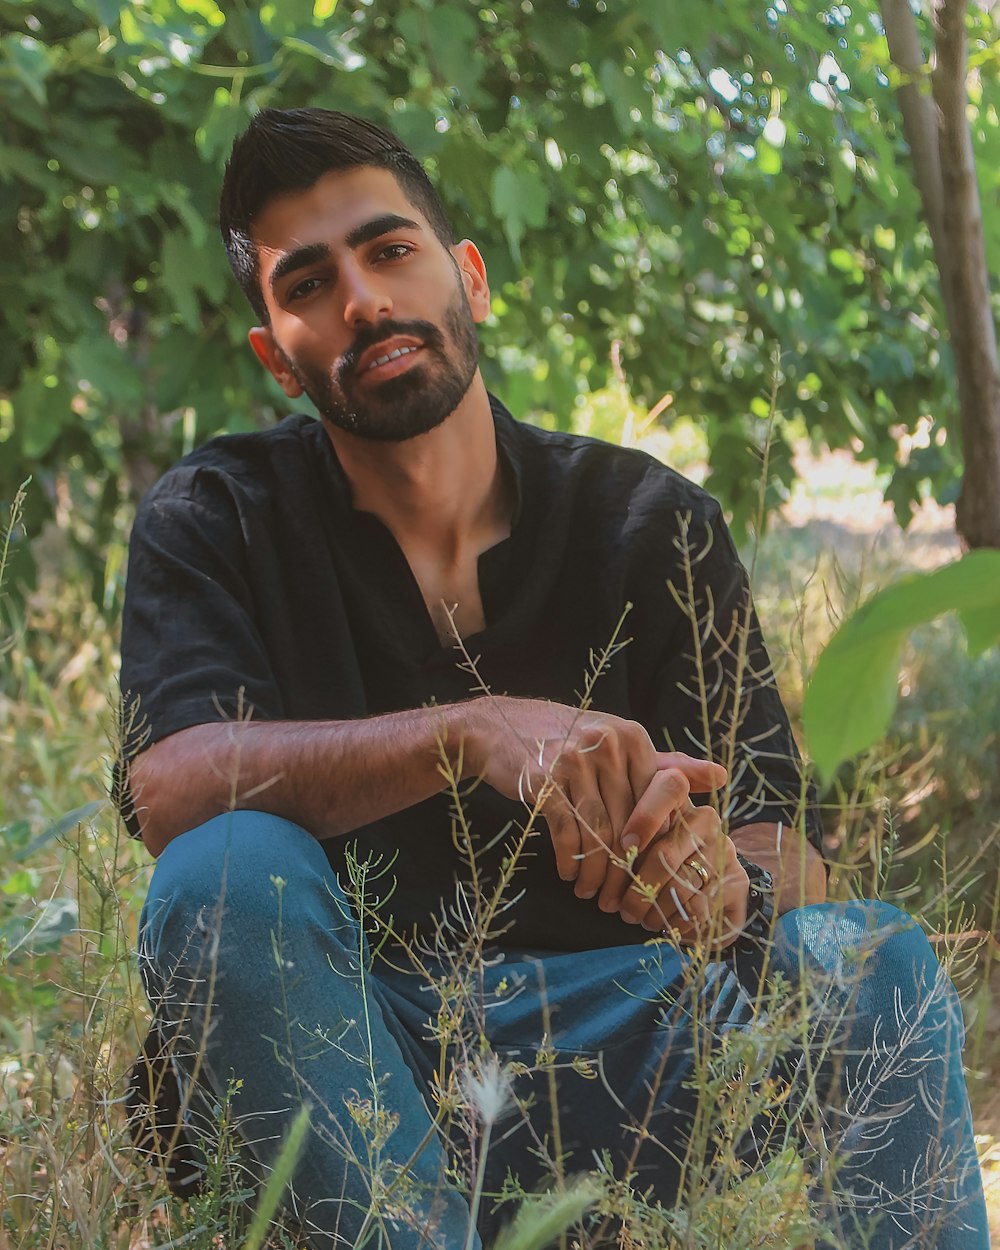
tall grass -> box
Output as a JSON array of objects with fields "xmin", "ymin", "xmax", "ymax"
[{"xmin": 1, "ymin": 419, "xmax": 998, "ymax": 1248}]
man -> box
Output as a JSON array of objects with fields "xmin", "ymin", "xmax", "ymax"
[{"xmin": 121, "ymin": 108, "xmax": 988, "ymax": 1248}]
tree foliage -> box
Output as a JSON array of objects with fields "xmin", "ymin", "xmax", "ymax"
[{"xmin": 3, "ymin": 0, "xmax": 1000, "ymax": 592}]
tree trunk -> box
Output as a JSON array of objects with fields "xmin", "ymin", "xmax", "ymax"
[
  {"xmin": 879, "ymin": 0, "xmax": 1000, "ymax": 548},
  {"xmin": 879, "ymin": 0, "xmax": 957, "ymax": 331},
  {"xmin": 932, "ymin": 0, "xmax": 1000, "ymax": 548}
]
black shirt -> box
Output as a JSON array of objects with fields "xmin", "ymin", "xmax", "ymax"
[{"xmin": 119, "ymin": 396, "xmax": 820, "ymax": 952}]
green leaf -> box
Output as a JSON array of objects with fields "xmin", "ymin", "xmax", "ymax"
[
  {"xmin": 282, "ymin": 30, "xmax": 362, "ymax": 68},
  {"xmin": 118, "ymin": 6, "xmax": 145, "ymax": 46},
  {"xmin": 261, "ymin": 0, "xmax": 318, "ymax": 37},
  {"xmin": 49, "ymin": 129, "xmax": 126, "ymax": 186},
  {"xmin": 1, "ymin": 897, "xmax": 79, "ymax": 958},
  {"xmin": 18, "ymin": 801, "xmax": 106, "ymax": 862},
  {"xmin": 803, "ymin": 626, "xmax": 905, "ymax": 784},
  {"xmin": 0, "ymin": 143, "xmax": 50, "ymax": 189},
  {"xmin": 599, "ymin": 60, "xmax": 647, "ymax": 134},
  {"xmin": 397, "ymin": 7, "xmax": 481, "ymax": 98},
  {"xmin": 2, "ymin": 35, "xmax": 52, "ymax": 107},
  {"xmin": 76, "ymin": 0, "xmax": 125, "ymax": 26},
  {"xmin": 491, "ymin": 165, "xmax": 550, "ymax": 264},
  {"xmin": 804, "ymin": 552, "xmax": 1000, "ymax": 780},
  {"xmin": 530, "ymin": 12, "xmax": 589, "ymax": 72},
  {"xmin": 2, "ymin": 869, "xmax": 38, "ymax": 898},
  {"xmin": 196, "ymin": 88, "xmax": 249, "ymax": 164},
  {"xmin": 160, "ymin": 230, "xmax": 206, "ymax": 329},
  {"xmin": 13, "ymin": 371, "xmax": 74, "ymax": 461},
  {"xmin": 958, "ymin": 604, "xmax": 1000, "ymax": 656},
  {"xmin": 66, "ymin": 338, "xmax": 144, "ymax": 409},
  {"xmin": 177, "ymin": 0, "xmax": 227, "ymax": 24},
  {"xmin": 0, "ymin": 822, "xmax": 31, "ymax": 847}
]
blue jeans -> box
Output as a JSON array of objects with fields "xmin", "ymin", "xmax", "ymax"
[{"xmin": 139, "ymin": 811, "xmax": 990, "ymax": 1249}]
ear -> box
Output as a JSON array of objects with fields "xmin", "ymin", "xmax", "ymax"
[
  {"xmin": 452, "ymin": 240, "xmax": 491, "ymax": 324},
  {"xmin": 248, "ymin": 326, "xmax": 304, "ymax": 398}
]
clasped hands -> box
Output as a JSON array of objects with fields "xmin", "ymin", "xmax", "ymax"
[{"xmin": 475, "ymin": 698, "xmax": 750, "ymax": 948}]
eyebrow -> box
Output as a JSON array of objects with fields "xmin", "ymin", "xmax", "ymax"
[
  {"xmin": 344, "ymin": 213, "xmax": 420, "ymax": 249},
  {"xmin": 269, "ymin": 242, "xmax": 330, "ymax": 292},
  {"xmin": 268, "ymin": 214, "xmax": 422, "ymax": 293}
]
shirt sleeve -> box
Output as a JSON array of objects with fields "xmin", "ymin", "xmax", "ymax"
[
  {"xmin": 650, "ymin": 506, "xmax": 824, "ymax": 856},
  {"xmin": 115, "ymin": 469, "xmax": 284, "ymax": 833}
]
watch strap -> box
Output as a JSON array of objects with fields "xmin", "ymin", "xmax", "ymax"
[{"xmin": 734, "ymin": 852, "xmax": 775, "ymax": 946}]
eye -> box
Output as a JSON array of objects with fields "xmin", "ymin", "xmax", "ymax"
[
  {"xmin": 287, "ymin": 276, "xmax": 324, "ymax": 302},
  {"xmin": 375, "ymin": 242, "xmax": 413, "ymax": 263}
]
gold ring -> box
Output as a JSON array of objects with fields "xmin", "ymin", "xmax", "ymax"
[{"xmin": 682, "ymin": 854, "xmax": 710, "ymax": 888}]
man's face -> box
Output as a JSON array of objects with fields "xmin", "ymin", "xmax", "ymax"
[{"xmin": 248, "ymin": 167, "xmax": 490, "ymax": 442}]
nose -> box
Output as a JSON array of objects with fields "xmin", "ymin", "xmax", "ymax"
[{"xmin": 341, "ymin": 259, "xmax": 392, "ymax": 328}]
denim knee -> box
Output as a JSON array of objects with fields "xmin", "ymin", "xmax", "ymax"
[
  {"xmin": 140, "ymin": 810, "xmax": 360, "ymax": 995},
  {"xmin": 148, "ymin": 808, "xmax": 335, "ymax": 902},
  {"xmin": 772, "ymin": 900, "xmax": 964, "ymax": 1052}
]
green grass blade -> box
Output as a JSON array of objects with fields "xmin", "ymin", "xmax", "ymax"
[
  {"xmin": 490, "ymin": 1178, "xmax": 600, "ymax": 1250},
  {"xmin": 242, "ymin": 1102, "xmax": 311, "ymax": 1250}
]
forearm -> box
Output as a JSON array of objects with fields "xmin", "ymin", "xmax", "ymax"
[
  {"xmin": 130, "ymin": 703, "xmax": 476, "ymax": 857},
  {"xmin": 729, "ymin": 821, "xmax": 827, "ymax": 913}
]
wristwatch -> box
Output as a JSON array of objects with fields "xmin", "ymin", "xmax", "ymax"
[{"xmin": 734, "ymin": 852, "xmax": 775, "ymax": 951}]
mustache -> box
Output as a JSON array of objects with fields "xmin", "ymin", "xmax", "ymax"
[{"xmin": 338, "ymin": 319, "xmax": 445, "ymax": 381}]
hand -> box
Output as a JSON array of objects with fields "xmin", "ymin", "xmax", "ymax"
[
  {"xmin": 464, "ymin": 697, "xmax": 726, "ymax": 897},
  {"xmin": 612, "ymin": 803, "xmax": 750, "ymax": 949}
]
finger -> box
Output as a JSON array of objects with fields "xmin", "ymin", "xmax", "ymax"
[
  {"xmin": 597, "ymin": 748, "xmax": 661, "ymax": 913},
  {"xmin": 577, "ymin": 762, "xmax": 635, "ymax": 901},
  {"xmin": 618, "ymin": 828, "xmax": 700, "ymax": 925},
  {"xmin": 660, "ymin": 846, "xmax": 748, "ymax": 947},
  {"xmin": 627, "ymin": 811, "xmax": 721, "ymax": 932},
  {"xmin": 541, "ymin": 782, "xmax": 584, "ymax": 882},
  {"xmin": 596, "ymin": 797, "xmax": 647, "ymax": 913},
  {"xmin": 599, "ymin": 817, "xmax": 686, "ymax": 917},
  {"xmin": 598, "ymin": 845, "xmax": 639, "ymax": 914},
  {"xmin": 653, "ymin": 752, "xmax": 727, "ymax": 793},
  {"xmin": 620, "ymin": 768, "xmax": 691, "ymax": 854},
  {"xmin": 644, "ymin": 848, "xmax": 712, "ymax": 932},
  {"xmin": 570, "ymin": 780, "xmax": 619, "ymax": 899},
  {"xmin": 647, "ymin": 810, "xmax": 725, "ymax": 932},
  {"xmin": 644, "ymin": 859, "xmax": 714, "ymax": 933},
  {"xmin": 598, "ymin": 771, "xmax": 692, "ymax": 913},
  {"xmin": 599, "ymin": 805, "xmax": 696, "ymax": 915}
]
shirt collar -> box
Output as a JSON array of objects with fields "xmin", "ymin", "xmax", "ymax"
[{"xmin": 488, "ymin": 392, "xmax": 525, "ymax": 530}]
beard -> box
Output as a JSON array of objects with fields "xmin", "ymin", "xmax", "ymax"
[{"xmin": 282, "ymin": 280, "xmax": 480, "ymax": 443}]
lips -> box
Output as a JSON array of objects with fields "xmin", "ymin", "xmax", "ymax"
[
  {"xmin": 367, "ymin": 344, "xmax": 418, "ymax": 372},
  {"xmin": 356, "ymin": 336, "xmax": 425, "ymax": 376}
]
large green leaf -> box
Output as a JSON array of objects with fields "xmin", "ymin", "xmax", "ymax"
[{"xmin": 804, "ymin": 552, "xmax": 1000, "ymax": 781}]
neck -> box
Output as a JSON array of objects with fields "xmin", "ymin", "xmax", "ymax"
[{"xmin": 323, "ymin": 375, "xmax": 510, "ymax": 558}]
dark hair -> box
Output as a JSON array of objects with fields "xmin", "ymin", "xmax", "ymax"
[{"xmin": 219, "ymin": 107, "xmax": 454, "ymax": 322}]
